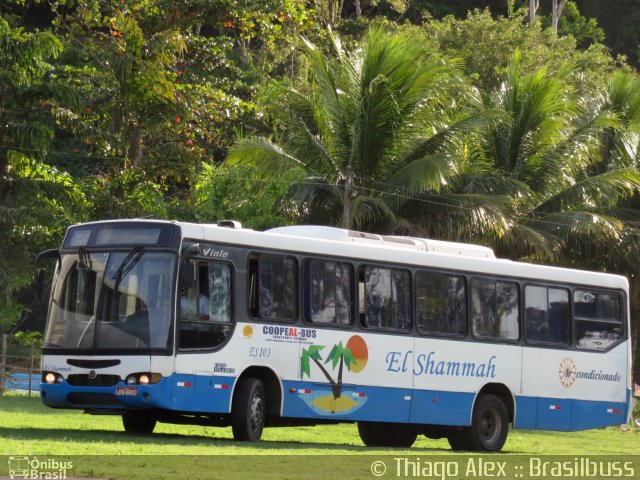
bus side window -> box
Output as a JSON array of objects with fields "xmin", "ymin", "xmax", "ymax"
[
  {"xmin": 416, "ymin": 270, "xmax": 466, "ymax": 336},
  {"xmin": 471, "ymin": 277, "xmax": 519, "ymax": 341},
  {"xmin": 525, "ymin": 286, "xmax": 570, "ymax": 345},
  {"xmin": 574, "ymin": 290, "xmax": 623, "ymax": 350},
  {"xmin": 249, "ymin": 254, "xmax": 297, "ymax": 321},
  {"xmin": 359, "ymin": 266, "xmax": 411, "ymax": 331},
  {"xmin": 306, "ymin": 260, "xmax": 353, "ymax": 325}
]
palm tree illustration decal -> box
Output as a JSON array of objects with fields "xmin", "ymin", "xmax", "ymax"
[{"xmin": 301, "ymin": 342, "xmax": 358, "ymax": 399}]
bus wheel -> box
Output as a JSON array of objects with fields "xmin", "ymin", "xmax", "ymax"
[
  {"xmin": 358, "ymin": 422, "xmax": 417, "ymax": 448},
  {"xmin": 467, "ymin": 394, "xmax": 509, "ymax": 452},
  {"xmin": 122, "ymin": 412, "xmax": 156, "ymax": 435},
  {"xmin": 231, "ymin": 377, "xmax": 266, "ymax": 442},
  {"xmin": 446, "ymin": 428, "xmax": 471, "ymax": 451}
]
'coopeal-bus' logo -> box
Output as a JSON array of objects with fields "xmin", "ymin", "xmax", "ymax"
[{"xmin": 558, "ymin": 357, "xmax": 577, "ymax": 388}]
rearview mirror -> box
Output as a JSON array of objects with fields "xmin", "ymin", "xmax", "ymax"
[
  {"xmin": 36, "ymin": 249, "xmax": 59, "ymax": 264},
  {"xmin": 35, "ymin": 249, "xmax": 59, "ymax": 300}
]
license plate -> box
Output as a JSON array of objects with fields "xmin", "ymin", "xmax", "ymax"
[{"xmin": 115, "ymin": 386, "xmax": 137, "ymax": 397}]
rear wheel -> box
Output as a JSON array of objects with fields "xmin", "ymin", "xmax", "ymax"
[
  {"xmin": 122, "ymin": 412, "xmax": 156, "ymax": 435},
  {"xmin": 358, "ymin": 422, "xmax": 417, "ymax": 448},
  {"xmin": 468, "ymin": 394, "xmax": 509, "ymax": 452},
  {"xmin": 447, "ymin": 394, "xmax": 509, "ymax": 452},
  {"xmin": 231, "ymin": 377, "xmax": 266, "ymax": 442}
]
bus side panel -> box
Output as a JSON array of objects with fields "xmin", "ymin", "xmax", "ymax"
[
  {"xmin": 513, "ymin": 396, "xmax": 537, "ymax": 429},
  {"xmin": 518, "ymin": 396, "xmax": 627, "ymax": 431},
  {"xmin": 520, "ymin": 344, "xmax": 629, "ymax": 431},
  {"xmin": 570, "ymin": 399, "xmax": 628, "ymax": 430},
  {"xmin": 409, "ymin": 390, "xmax": 475, "ymax": 426},
  {"xmin": 280, "ymin": 329, "xmax": 414, "ymax": 422},
  {"xmin": 410, "ymin": 339, "xmax": 521, "ymax": 428},
  {"xmin": 169, "ymin": 373, "xmax": 235, "ymax": 413},
  {"xmin": 348, "ymin": 385, "xmax": 414, "ymax": 423},
  {"xmin": 535, "ymin": 397, "xmax": 572, "ymax": 431},
  {"xmin": 280, "ymin": 381, "xmax": 414, "ymax": 423}
]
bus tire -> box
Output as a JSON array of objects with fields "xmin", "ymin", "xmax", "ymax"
[
  {"xmin": 358, "ymin": 422, "xmax": 417, "ymax": 448},
  {"xmin": 467, "ymin": 394, "xmax": 509, "ymax": 452},
  {"xmin": 231, "ymin": 377, "xmax": 266, "ymax": 442},
  {"xmin": 122, "ymin": 412, "xmax": 156, "ymax": 435},
  {"xmin": 447, "ymin": 428, "xmax": 472, "ymax": 451}
]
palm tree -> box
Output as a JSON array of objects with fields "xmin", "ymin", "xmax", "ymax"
[
  {"xmin": 452, "ymin": 50, "xmax": 640, "ymax": 265},
  {"xmin": 227, "ymin": 25, "xmax": 495, "ymax": 233},
  {"xmin": 516, "ymin": 65, "xmax": 640, "ymax": 269}
]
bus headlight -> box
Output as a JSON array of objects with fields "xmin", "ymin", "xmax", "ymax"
[
  {"xmin": 124, "ymin": 373, "xmax": 161, "ymax": 385},
  {"xmin": 42, "ymin": 372, "xmax": 63, "ymax": 384}
]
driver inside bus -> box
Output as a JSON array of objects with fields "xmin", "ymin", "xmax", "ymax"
[{"xmin": 180, "ymin": 287, "xmax": 210, "ymax": 321}]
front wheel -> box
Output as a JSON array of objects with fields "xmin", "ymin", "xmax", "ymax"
[
  {"xmin": 231, "ymin": 377, "xmax": 266, "ymax": 442},
  {"xmin": 122, "ymin": 412, "xmax": 156, "ymax": 435}
]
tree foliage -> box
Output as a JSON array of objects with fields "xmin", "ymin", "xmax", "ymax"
[
  {"xmin": 229, "ymin": 26, "xmax": 492, "ymax": 232},
  {"xmin": 0, "ymin": 16, "xmax": 86, "ymax": 332}
]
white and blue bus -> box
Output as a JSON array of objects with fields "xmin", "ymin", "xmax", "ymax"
[{"xmin": 38, "ymin": 219, "xmax": 633, "ymax": 451}]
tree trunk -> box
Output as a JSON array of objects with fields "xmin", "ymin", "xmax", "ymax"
[
  {"xmin": 354, "ymin": 0, "xmax": 361, "ymax": 17},
  {"xmin": 552, "ymin": 0, "xmax": 566, "ymax": 33},
  {"xmin": 529, "ymin": 0, "xmax": 539, "ymax": 24},
  {"xmin": 128, "ymin": 125, "xmax": 143, "ymax": 164},
  {"xmin": 341, "ymin": 168, "xmax": 353, "ymax": 230}
]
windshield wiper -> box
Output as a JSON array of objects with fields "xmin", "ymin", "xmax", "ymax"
[
  {"xmin": 112, "ymin": 246, "xmax": 145, "ymax": 291},
  {"xmin": 78, "ymin": 246, "xmax": 93, "ymax": 283}
]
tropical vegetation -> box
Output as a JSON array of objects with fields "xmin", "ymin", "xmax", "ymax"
[{"xmin": 1, "ymin": 1, "xmax": 640, "ymax": 382}]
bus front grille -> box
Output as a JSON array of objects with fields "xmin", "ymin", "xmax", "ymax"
[{"xmin": 67, "ymin": 374, "xmax": 121, "ymax": 387}]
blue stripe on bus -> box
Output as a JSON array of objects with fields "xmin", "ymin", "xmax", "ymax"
[
  {"xmin": 40, "ymin": 373, "xmax": 235, "ymax": 413},
  {"xmin": 409, "ymin": 389, "xmax": 474, "ymax": 426},
  {"xmin": 514, "ymin": 395, "xmax": 627, "ymax": 431},
  {"xmin": 40, "ymin": 373, "xmax": 627, "ymax": 432}
]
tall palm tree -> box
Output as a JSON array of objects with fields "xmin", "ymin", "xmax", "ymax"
[
  {"xmin": 451, "ymin": 50, "xmax": 640, "ymax": 265},
  {"xmin": 227, "ymin": 26, "xmax": 495, "ymax": 232}
]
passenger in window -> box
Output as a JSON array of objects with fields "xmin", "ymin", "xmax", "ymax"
[
  {"xmin": 259, "ymin": 284, "xmax": 277, "ymax": 318},
  {"xmin": 180, "ymin": 287, "xmax": 209, "ymax": 320}
]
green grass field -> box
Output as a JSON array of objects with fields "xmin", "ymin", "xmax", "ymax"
[{"xmin": 0, "ymin": 393, "xmax": 638, "ymax": 479}]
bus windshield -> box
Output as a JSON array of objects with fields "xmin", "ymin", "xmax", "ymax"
[{"xmin": 44, "ymin": 250, "xmax": 176, "ymax": 350}]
